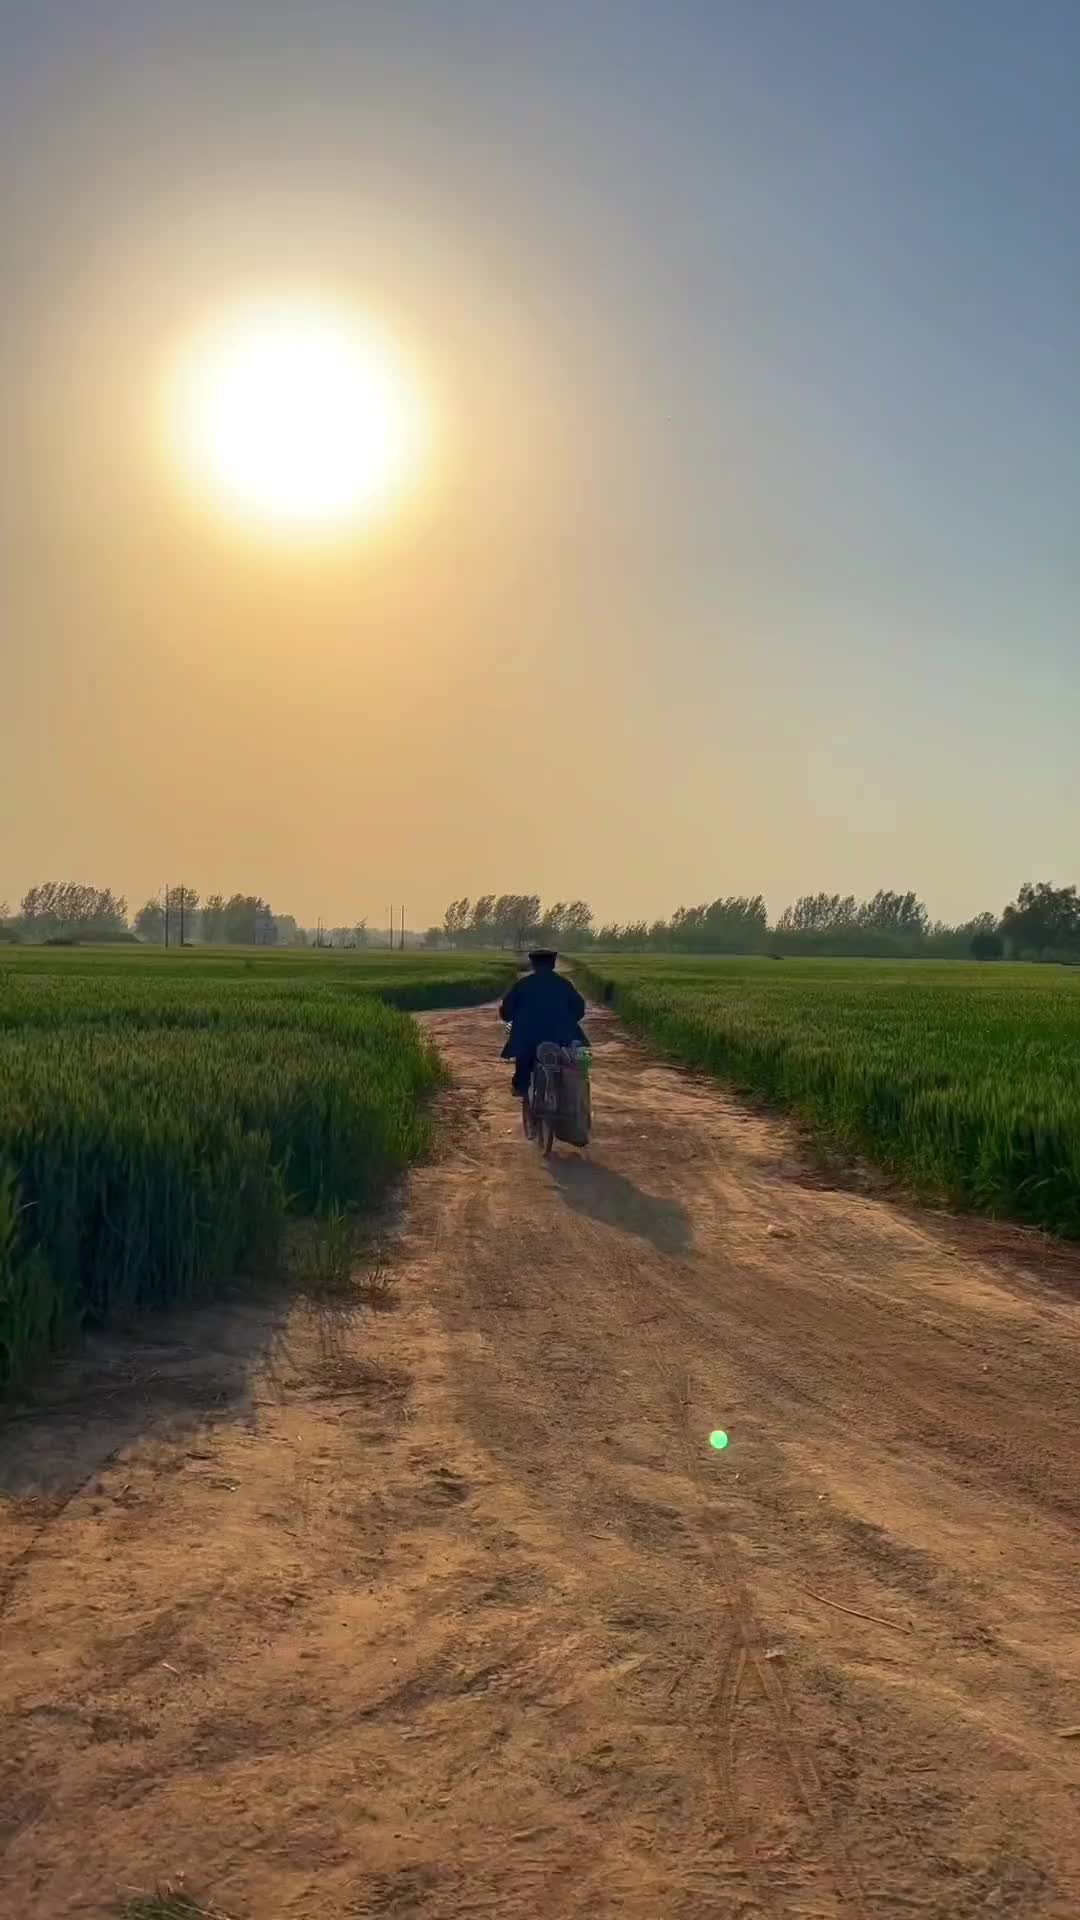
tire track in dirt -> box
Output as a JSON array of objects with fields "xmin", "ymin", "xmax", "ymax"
[
  {"xmin": 423, "ymin": 1006, "xmax": 1080, "ymax": 1919},
  {"xmin": 635, "ymin": 1295, "xmax": 869, "ymax": 1920}
]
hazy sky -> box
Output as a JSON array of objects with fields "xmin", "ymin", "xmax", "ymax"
[{"xmin": 3, "ymin": 0, "xmax": 1078, "ymax": 929}]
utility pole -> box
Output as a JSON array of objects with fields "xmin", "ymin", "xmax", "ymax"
[
  {"xmin": 164, "ymin": 882, "xmax": 170, "ymax": 950},
  {"xmin": 179, "ymin": 887, "xmax": 185, "ymax": 948},
  {"xmin": 400, "ymin": 905, "xmax": 405, "ymax": 952}
]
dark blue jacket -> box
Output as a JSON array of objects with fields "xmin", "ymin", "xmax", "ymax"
[{"xmin": 499, "ymin": 971, "xmax": 588, "ymax": 1060}]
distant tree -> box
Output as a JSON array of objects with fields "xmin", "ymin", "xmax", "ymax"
[
  {"xmin": 593, "ymin": 919, "xmax": 648, "ymax": 949},
  {"xmin": 705, "ymin": 895, "xmax": 767, "ymax": 950},
  {"xmin": 530, "ymin": 900, "xmax": 558, "ymax": 948},
  {"xmin": 423, "ymin": 926, "xmax": 444, "ymax": 948},
  {"xmin": 134, "ymin": 898, "xmax": 165, "ymax": 943},
  {"xmin": 221, "ymin": 894, "xmax": 271, "ymax": 944},
  {"xmin": 443, "ymin": 898, "xmax": 471, "ymax": 944},
  {"xmin": 18, "ymin": 884, "xmax": 46, "ymax": 930},
  {"xmin": 964, "ymin": 911, "xmax": 1000, "ymax": 939},
  {"xmin": 1001, "ymin": 882, "xmax": 1080, "ymax": 959},
  {"xmin": 273, "ymin": 914, "xmax": 306, "ymax": 947},
  {"xmin": 201, "ymin": 893, "xmax": 226, "ymax": 943},
  {"xmin": 855, "ymin": 890, "xmax": 929, "ymax": 938},
  {"xmin": 442, "ymin": 892, "xmax": 555, "ymax": 948},
  {"xmin": 490, "ymin": 893, "xmax": 541, "ymax": 948},
  {"xmin": 923, "ymin": 910, "xmax": 997, "ymax": 953},
  {"xmin": 776, "ymin": 893, "xmax": 858, "ymax": 935},
  {"xmin": 469, "ymin": 895, "xmax": 496, "ymax": 946},
  {"xmin": 18, "ymin": 882, "xmax": 127, "ymax": 940},
  {"xmin": 166, "ymin": 886, "xmax": 200, "ymax": 944},
  {"xmin": 100, "ymin": 887, "xmax": 128, "ymax": 933},
  {"xmin": 662, "ymin": 895, "xmax": 767, "ymax": 953},
  {"xmin": 539, "ymin": 899, "xmax": 594, "ymax": 945},
  {"xmin": 254, "ymin": 902, "xmax": 277, "ymax": 946},
  {"xmin": 519, "ymin": 894, "xmax": 543, "ymax": 945},
  {"xmin": 667, "ymin": 904, "xmax": 702, "ymax": 946},
  {"xmin": 938, "ymin": 910, "xmax": 1003, "ymax": 962},
  {"xmin": 353, "ymin": 919, "xmax": 368, "ymax": 949}
]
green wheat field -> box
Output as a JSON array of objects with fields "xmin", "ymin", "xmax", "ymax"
[
  {"xmin": 576, "ymin": 955, "xmax": 1080, "ymax": 1239},
  {"xmin": 0, "ymin": 947, "xmax": 514, "ymax": 1390},
  {"xmin": 6, "ymin": 944, "xmax": 1080, "ymax": 1393}
]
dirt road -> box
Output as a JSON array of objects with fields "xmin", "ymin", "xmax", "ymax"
[{"xmin": 3, "ymin": 1005, "xmax": 1080, "ymax": 1919}]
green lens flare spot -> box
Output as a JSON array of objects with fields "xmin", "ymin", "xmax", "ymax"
[{"xmin": 709, "ymin": 1429, "xmax": 729, "ymax": 1451}]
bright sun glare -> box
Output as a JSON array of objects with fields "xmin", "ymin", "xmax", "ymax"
[{"xmin": 167, "ymin": 302, "xmax": 424, "ymax": 535}]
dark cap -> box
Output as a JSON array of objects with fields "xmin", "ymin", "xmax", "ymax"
[{"xmin": 528, "ymin": 948, "xmax": 558, "ymax": 964}]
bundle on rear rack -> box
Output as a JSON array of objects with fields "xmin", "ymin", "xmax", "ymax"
[{"xmin": 554, "ymin": 1043, "xmax": 592, "ymax": 1147}]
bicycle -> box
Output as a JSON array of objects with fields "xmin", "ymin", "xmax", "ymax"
[{"xmin": 522, "ymin": 1041, "xmax": 560, "ymax": 1154}]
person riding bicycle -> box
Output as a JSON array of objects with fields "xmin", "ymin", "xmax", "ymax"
[{"xmin": 499, "ymin": 950, "xmax": 589, "ymax": 1099}]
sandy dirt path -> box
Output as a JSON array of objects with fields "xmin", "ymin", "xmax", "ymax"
[{"xmin": 2, "ymin": 1003, "xmax": 1080, "ymax": 1919}]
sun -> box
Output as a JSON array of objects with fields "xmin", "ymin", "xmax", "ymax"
[{"xmin": 166, "ymin": 302, "xmax": 424, "ymax": 535}]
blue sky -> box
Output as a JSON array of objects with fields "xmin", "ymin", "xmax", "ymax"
[{"xmin": 2, "ymin": 1, "xmax": 1077, "ymax": 925}]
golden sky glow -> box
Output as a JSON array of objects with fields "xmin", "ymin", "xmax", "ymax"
[
  {"xmin": 165, "ymin": 302, "xmax": 425, "ymax": 536},
  {"xmin": 5, "ymin": 6, "xmax": 1078, "ymax": 930}
]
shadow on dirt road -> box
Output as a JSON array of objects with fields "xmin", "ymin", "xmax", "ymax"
[{"xmin": 547, "ymin": 1155, "xmax": 693, "ymax": 1255}]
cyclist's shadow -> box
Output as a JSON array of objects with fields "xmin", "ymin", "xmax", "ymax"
[{"xmin": 547, "ymin": 1156, "xmax": 692, "ymax": 1257}]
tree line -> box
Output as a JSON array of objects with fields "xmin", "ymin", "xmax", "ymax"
[
  {"xmin": 5, "ymin": 877, "xmax": 1080, "ymax": 962},
  {"xmin": 435, "ymin": 895, "xmax": 594, "ymax": 950},
  {"xmin": 132, "ymin": 889, "xmax": 288, "ymax": 947},
  {"xmin": 432, "ymin": 882, "xmax": 1080, "ymax": 962},
  {"xmin": 4, "ymin": 883, "xmax": 131, "ymax": 943},
  {"xmin": 0, "ymin": 882, "xmax": 318, "ymax": 948}
]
